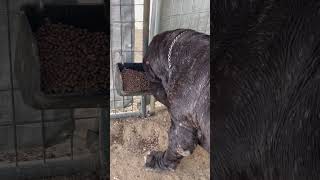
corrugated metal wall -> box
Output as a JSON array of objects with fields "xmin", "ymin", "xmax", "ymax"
[{"xmin": 158, "ymin": 0, "xmax": 210, "ymax": 34}]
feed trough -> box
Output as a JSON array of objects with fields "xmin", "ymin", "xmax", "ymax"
[
  {"xmin": 15, "ymin": 4, "xmax": 109, "ymax": 109},
  {"xmin": 115, "ymin": 63, "xmax": 151, "ymax": 96}
]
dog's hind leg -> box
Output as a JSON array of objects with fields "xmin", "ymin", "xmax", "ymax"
[{"xmin": 144, "ymin": 119, "xmax": 198, "ymax": 171}]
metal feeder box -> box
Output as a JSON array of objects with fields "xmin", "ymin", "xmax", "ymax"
[
  {"xmin": 15, "ymin": 4, "xmax": 109, "ymax": 109},
  {"xmin": 115, "ymin": 63, "xmax": 151, "ymax": 96}
]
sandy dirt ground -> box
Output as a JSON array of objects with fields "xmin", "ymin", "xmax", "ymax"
[{"xmin": 110, "ymin": 107, "xmax": 210, "ymax": 180}]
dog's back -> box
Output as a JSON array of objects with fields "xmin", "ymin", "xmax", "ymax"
[{"xmin": 213, "ymin": 0, "xmax": 320, "ymax": 179}]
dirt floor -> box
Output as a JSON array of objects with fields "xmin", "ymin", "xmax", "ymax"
[{"xmin": 110, "ymin": 107, "xmax": 210, "ymax": 180}]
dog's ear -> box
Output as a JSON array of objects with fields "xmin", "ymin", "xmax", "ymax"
[{"xmin": 143, "ymin": 48, "xmax": 161, "ymax": 84}]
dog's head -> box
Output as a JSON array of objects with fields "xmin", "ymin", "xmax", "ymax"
[
  {"xmin": 142, "ymin": 29, "xmax": 209, "ymax": 108},
  {"xmin": 142, "ymin": 29, "xmax": 194, "ymax": 85}
]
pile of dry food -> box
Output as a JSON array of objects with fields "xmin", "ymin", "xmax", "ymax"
[
  {"xmin": 121, "ymin": 68, "xmax": 150, "ymax": 92},
  {"xmin": 36, "ymin": 21, "xmax": 108, "ymax": 95}
]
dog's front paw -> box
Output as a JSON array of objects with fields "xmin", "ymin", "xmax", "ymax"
[{"xmin": 144, "ymin": 151, "xmax": 175, "ymax": 172}]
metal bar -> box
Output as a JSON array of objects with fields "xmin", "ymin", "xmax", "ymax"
[
  {"xmin": 119, "ymin": 0, "xmax": 125, "ymax": 112},
  {"xmin": 110, "ymin": 96, "xmax": 144, "ymax": 100},
  {"xmin": 40, "ymin": 110, "xmax": 46, "ymax": 163},
  {"xmin": 99, "ymin": 108, "xmax": 108, "ymax": 179},
  {"xmin": 0, "ymin": 155, "xmax": 97, "ymax": 179},
  {"xmin": 111, "ymin": 20, "xmax": 144, "ymax": 23},
  {"xmin": 131, "ymin": 1, "xmax": 135, "ymax": 112},
  {"xmin": 141, "ymin": 0, "xmax": 150, "ymax": 117},
  {"xmin": 6, "ymin": 0, "xmax": 19, "ymax": 167},
  {"xmin": 110, "ymin": 111, "xmax": 141, "ymax": 119},
  {"xmin": 149, "ymin": 0, "xmax": 156, "ymax": 37},
  {"xmin": 70, "ymin": 109, "xmax": 75, "ymax": 160},
  {"xmin": 111, "ymin": 2, "xmax": 117, "ymax": 112},
  {"xmin": 131, "ymin": 96, "xmax": 134, "ymax": 111},
  {"xmin": 108, "ymin": 50, "xmax": 143, "ymax": 53},
  {"xmin": 140, "ymin": 96, "xmax": 147, "ymax": 117},
  {"xmin": 148, "ymin": 0, "xmax": 162, "ymax": 115},
  {"xmin": 0, "ymin": 111, "xmax": 143, "ymax": 124},
  {"xmin": 0, "ymin": 88, "xmax": 18, "ymax": 92},
  {"xmin": 149, "ymin": 0, "xmax": 159, "ymax": 37},
  {"xmin": 0, "ymin": 116, "xmax": 98, "ymax": 127},
  {"xmin": 149, "ymin": 96, "xmax": 155, "ymax": 115},
  {"xmin": 155, "ymin": 0, "xmax": 161, "ymax": 35},
  {"xmin": 110, "ymin": 96, "xmax": 150, "ymax": 102},
  {"xmin": 111, "ymin": 3, "xmax": 144, "ymax": 6},
  {"xmin": 100, "ymin": 2, "xmax": 109, "ymax": 177}
]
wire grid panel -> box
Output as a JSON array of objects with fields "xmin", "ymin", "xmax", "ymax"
[
  {"xmin": 158, "ymin": 0, "xmax": 210, "ymax": 34},
  {"xmin": 110, "ymin": 0, "xmax": 146, "ymax": 116},
  {"xmin": 0, "ymin": 0, "xmax": 108, "ymax": 178}
]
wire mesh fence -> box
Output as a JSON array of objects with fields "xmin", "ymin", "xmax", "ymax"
[
  {"xmin": 109, "ymin": 0, "xmax": 210, "ymax": 119},
  {"xmin": 0, "ymin": 0, "xmax": 109, "ymax": 179},
  {"xmin": 110, "ymin": 0, "xmax": 148, "ymax": 119}
]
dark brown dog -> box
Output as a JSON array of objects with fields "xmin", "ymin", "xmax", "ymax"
[{"xmin": 142, "ymin": 29, "xmax": 210, "ymax": 171}]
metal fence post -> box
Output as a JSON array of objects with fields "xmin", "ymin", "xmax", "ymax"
[
  {"xmin": 141, "ymin": 0, "xmax": 150, "ymax": 117},
  {"xmin": 6, "ymin": 0, "xmax": 19, "ymax": 167},
  {"xmin": 99, "ymin": 108, "xmax": 108, "ymax": 179}
]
